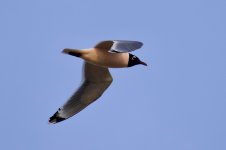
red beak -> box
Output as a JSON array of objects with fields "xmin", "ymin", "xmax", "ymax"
[{"xmin": 140, "ymin": 61, "xmax": 147, "ymax": 66}]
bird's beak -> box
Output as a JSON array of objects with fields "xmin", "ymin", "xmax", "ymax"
[{"xmin": 140, "ymin": 61, "xmax": 148, "ymax": 66}]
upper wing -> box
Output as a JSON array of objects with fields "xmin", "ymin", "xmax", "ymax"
[
  {"xmin": 94, "ymin": 40, "xmax": 143, "ymax": 53},
  {"xmin": 49, "ymin": 62, "xmax": 113, "ymax": 124}
]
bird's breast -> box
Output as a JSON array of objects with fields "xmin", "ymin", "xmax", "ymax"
[{"xmin": 82, "ymin": 49, "xmax": 129, "ymax": 68}]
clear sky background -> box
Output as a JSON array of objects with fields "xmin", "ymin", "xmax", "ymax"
[{"xmin": 0, "ymin": 0, "xmax": 225, "ymax": 150}]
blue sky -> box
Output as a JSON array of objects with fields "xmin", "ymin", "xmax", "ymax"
[{"xmin": 0, "ymin": 0, "xmax": 226, "ymax": 149}]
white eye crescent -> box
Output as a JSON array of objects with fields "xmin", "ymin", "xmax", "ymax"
[{"xmin": 132, "ymin": 56, "xmax": 136, "ymax": 60}]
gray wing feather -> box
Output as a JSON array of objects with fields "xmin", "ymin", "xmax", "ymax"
[
  {"xmin": 49, "ymin": 62, "xmax": 112, "ymax": 123},
  {"xmin": 94, "ymin": 40, "xmax": 143, "ymax": 53}
]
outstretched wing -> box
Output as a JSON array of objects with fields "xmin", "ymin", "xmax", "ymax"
[
  {"xmin": 94, "ymin": 40, "xmax": 143, "ymax": 53},
  {"xmin": 49, "ymin": 62, "xmax": 113, "ymax": 124}
]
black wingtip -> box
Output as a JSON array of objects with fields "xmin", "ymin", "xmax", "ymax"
[
  {"xmin": 49, "ymin": 111, "xmax": 66, "ymax": 124},
  {"xmin": 62, "ymin": 49, "xmax": 81, "ymax": 57}
]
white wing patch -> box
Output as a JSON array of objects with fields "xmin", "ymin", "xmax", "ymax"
[{"xmin": 109, "ymin": 40, "xmax": 143, "ymax": 53}]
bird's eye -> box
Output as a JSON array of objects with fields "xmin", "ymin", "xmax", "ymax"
[{"xmin": 132, "ymin": 56, "xmax": 136, "ymax": 60}]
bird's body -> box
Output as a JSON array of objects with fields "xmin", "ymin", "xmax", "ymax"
[
  {"xmin": 49, "ymin": 40, "xmax": 147, "ymax": 124},
  {"xmin": 65, "ymin": 48, "xmax": 129, "ymax": 68}
]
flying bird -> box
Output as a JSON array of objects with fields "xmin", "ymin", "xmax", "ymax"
[{"xmin": 49, "ymin": 40, "xmax": 147, "ymax": 124}]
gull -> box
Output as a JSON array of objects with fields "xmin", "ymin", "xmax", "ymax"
[{"xmin": 49, "ymin": 40, "xmax": 147, "ymax": 124}]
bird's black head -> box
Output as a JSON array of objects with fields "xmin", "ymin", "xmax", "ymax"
[{"xmin": 128, "ymin": 53, "xmax": 147, "ymax": 67}]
